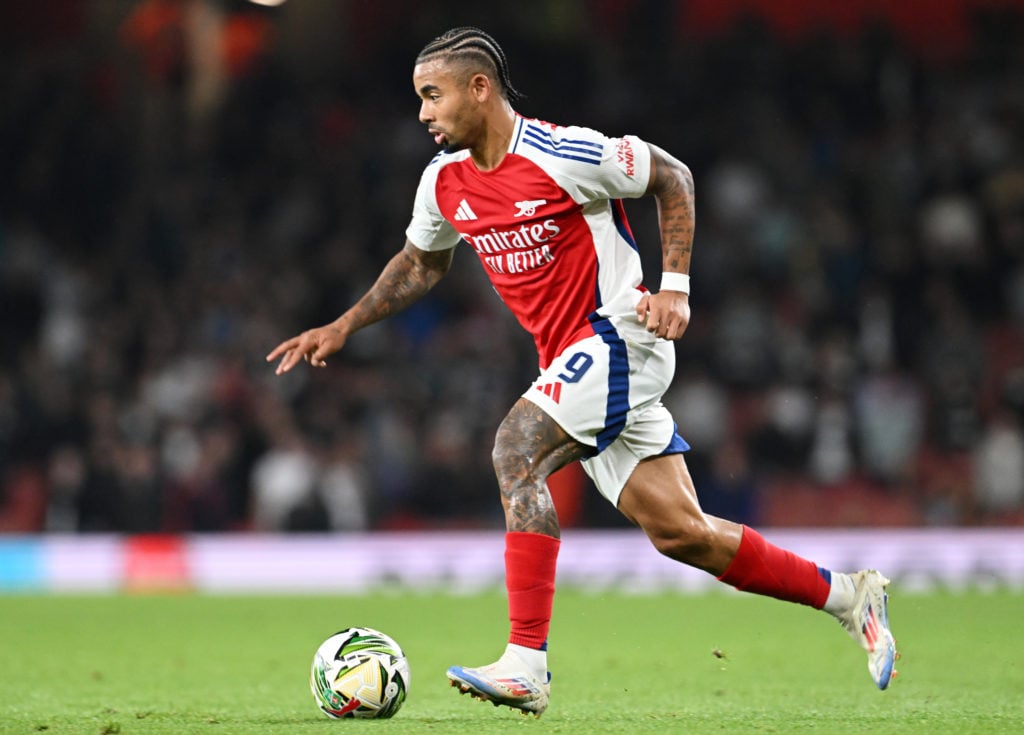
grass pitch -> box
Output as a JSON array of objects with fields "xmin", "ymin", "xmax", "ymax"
[{"xmin": 0, "ymin": 587, "xmax": 1020, "ymax": 734}]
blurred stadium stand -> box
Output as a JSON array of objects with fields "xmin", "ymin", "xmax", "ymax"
[{"xmin": 1, "ymin": 0, "xmax": 1023, "ymax": 535}]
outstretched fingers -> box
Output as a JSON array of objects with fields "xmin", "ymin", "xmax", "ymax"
[{"xmin": 266, "ymin": 333, "xmax": 325, "ymax": 375}]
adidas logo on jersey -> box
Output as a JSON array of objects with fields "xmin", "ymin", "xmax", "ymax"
[{"xmin": 454, "ymin": 199, "xmax": 478, "ymax": 221}]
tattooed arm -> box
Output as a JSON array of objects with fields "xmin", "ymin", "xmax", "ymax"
[
  {"xmin": 267, "ymin": 240, "xmax": 454, "ymax": 374},
  {"xmin": 635, "ymin": 143, "xmax": 695, "ymax": 341}
]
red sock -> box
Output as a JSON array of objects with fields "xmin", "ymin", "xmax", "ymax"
[
  {"xmin": 505, "ymin": 531, "xmax": 560, "ymax": 649},
  {"xmin": 717, "ymin": 526, "xmax": 831, "ymax": 609}
]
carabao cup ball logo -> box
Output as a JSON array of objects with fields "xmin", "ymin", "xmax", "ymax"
[{"xmin": 310, "ymin": 627, "xmax": 410, "ymax": 719}]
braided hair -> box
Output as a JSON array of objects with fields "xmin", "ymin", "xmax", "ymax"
[{"xmin": 416, "ymin": 27, "xmax": 523, "ymax": 103}]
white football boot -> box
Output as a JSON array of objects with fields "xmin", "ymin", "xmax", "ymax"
[
  {"xmin": 447, "ymin": 647, "xmax": 550, "ymax": 717},
  {"xmin": 836, "ymin": 569, "xmax": 899, "ymax": 689}
]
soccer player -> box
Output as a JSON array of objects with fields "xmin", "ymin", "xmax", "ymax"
[{"xmin": 267, "ymin": 27, "xmax": 898, "ymax": 717}]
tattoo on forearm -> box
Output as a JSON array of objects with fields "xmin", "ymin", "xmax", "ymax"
[
  {"xmin": 492, "ymin": 399, "xmax": 590, "ymax": 537},
  {"xmin": 348, "ymin": 247, "xmax": 451, "ymax": 331},
  {"xmin": 652, "ymin": 147, "xmax": 695, "ymax": 274}
]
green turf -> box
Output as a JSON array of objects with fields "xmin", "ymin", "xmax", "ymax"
[{"xmin": 0, "ymin": 587, "xmax": 1020, "ymax": 734}]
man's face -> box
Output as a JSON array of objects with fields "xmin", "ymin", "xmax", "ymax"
[{"xmin": 413, "ymin": 60, "xmax": 483, "ymax": 153}]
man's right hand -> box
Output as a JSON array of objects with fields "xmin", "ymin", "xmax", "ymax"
[{"xmin": 266, "ymin": 324, "xmax": 347, "ymax": 375}]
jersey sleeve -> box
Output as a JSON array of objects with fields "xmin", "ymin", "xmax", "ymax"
[
  {"xmin": 562, "ymin": 128, "xmax": 652, "ymax": 203},
  {"xmin": 405, "ymin": 160, "xmax": 462, "ymax": 252},
  {"xmin": 600, "ymin": 133, "xmax": 651, "ymax": 200}
]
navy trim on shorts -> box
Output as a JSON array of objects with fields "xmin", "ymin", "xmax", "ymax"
[
  {"xmin": 588, "ymin": 314, "xmax": 630, "ymax": 452},
  {"xmin": 661, "ymin": 422, "xmax": 691, "ymax": 455}
]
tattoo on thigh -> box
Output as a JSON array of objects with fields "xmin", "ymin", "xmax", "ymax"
[{"xmin": 493, "ymin": 399, "xmax": 590, "ymax": 537}]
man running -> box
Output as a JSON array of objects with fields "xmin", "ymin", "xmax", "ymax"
[{"xmin": 267, "ymin": 26, "xmax": 898, "ymax": 718}]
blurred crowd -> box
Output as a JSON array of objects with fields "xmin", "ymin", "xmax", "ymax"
[{"xmin": 1, "ymin": 0, "xmax": 1022, "ymax": 534}]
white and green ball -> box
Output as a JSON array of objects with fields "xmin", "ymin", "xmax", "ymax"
[{"xmin": 310, "ymin": 627, "xmax": 410, "ymax": 719}]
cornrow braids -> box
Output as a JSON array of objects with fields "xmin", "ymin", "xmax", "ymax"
[{"xmin": 416, "ymin": 26, "xmax": 524, "ymax": 103}]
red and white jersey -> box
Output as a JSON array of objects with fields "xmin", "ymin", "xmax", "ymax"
[{"xmin": 405, "ymin": 115, "xmax": 652, "ymax": 368}]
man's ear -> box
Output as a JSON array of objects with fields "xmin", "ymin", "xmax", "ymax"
[{"xmin": 469, "ymin": 72, "xmax": 492, "ymax": 103}]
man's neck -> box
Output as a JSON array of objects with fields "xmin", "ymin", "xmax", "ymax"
[{"xmin": 470, "ymin": 105, "xmax": 517, "ymax": 172}]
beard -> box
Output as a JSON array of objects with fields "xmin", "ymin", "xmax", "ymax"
[{"xmin": 441, "ymin": 137, "xmax": 465, "ymax": 153}]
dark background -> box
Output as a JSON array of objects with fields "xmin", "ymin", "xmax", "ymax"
[{"xmin": 1, "ymin": 0, "xmax": 1022, "ymax": 534}]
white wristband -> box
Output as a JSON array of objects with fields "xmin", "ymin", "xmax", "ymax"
[{"xmin": 659, "ymin": 272, "xmax": 690, "ymax": 294}]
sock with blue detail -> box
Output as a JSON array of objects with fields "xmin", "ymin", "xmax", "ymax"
[{"xmin": 717, "ymin": 525, "xmax": 832, "ymax": 608}]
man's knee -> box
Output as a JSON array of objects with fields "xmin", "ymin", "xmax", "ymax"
[{"xmin": 645, "ymin": 514, "xmax": 718, "ymax": 566}]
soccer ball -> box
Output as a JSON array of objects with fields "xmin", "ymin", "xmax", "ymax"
[{"xmin": 309, "ymin": 627, "xmax": 410, "ymax": 719}]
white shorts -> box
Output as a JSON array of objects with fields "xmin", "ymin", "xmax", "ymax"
[{"xmin": 522, "ymin": 312, "xmax": 689, "ymax": 506}]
